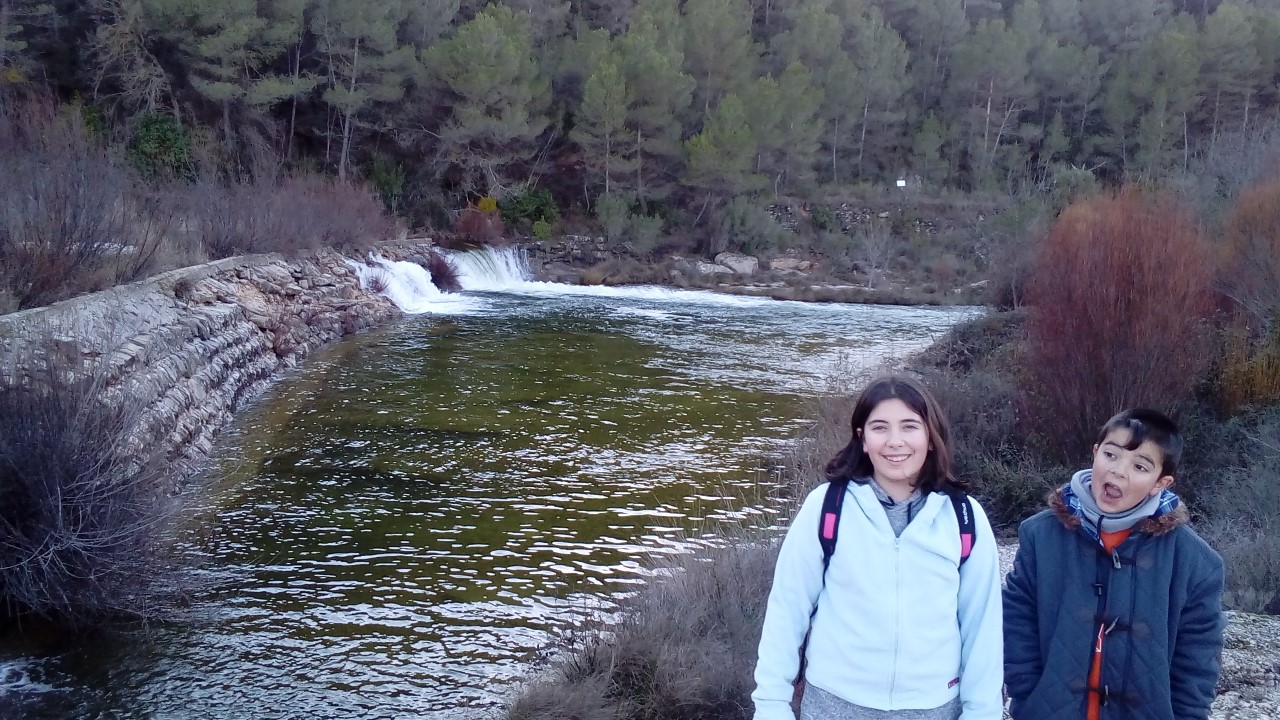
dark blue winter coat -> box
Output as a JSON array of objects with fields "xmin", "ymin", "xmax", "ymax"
[{"xmin": 1003, "ymin": 489, "xmax": 1225, "ymax": 720}]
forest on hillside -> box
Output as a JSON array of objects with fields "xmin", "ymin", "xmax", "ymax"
[{"xmin": 3, "ymin": 0, "xmax": 1279, "ymax": 231}]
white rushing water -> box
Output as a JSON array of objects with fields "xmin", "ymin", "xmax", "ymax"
[{"xmin": 350, "ymin": 247, "xmax": 812, "ymax": 314}]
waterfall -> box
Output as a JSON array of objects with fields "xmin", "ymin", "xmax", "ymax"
[
  {"xmin": 449, "ymin": 246, "xmax": 534, "ymax": 291},
  {"xmin": 349, "ymin": 244, "xmax": 778, "ymax": 315}
]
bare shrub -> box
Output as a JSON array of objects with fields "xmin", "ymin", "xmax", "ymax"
[
  {"xmin": 183, "ymin": 174, "xmax": 398, "ymax": 259},
  {"xmin": 366, "ymin": 270, "xmax": 390, "ymax": 294},
  {"xmin": 1219, "ymin": 179, "xmax": 1280, "ymax": 330},
  {"xmin": 1172, "ymin": 118, "xmax": 1280, "ymax": 223},
  {"xmin": 1023, "ymin": 188, "xmax": 1216, "ymax": 460},
  {"xmin": 426, "ymin": 250, "xmax": 461, "ymax": 293},
  {"xmin": 0, "ymin": 344, "xmax": 189, "ymax": 627},
  {"xmin": 505, "ymin": 674, "xmax": 618, "ymax": 720},
  {"xmin": 855, "ymin": 221, "xmax": 895, "ymax": 289},
  {"xmin": 910, "ymin": 310, "xmax": 1073, "ymax": 530},
  {"xmin": 1194, "ymin": 408, "xmax": 1280, "ymax": 614},
  {"xmin": 0, "ymin": 99, "xmax": 168, "ymax": 309}
]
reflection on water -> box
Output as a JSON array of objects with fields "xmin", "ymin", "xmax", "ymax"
[{"xmin": 1, "ymin": 283, "xmax": 980, "ymax": 719}]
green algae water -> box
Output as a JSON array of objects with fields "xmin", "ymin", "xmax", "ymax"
[{"xmin": 0, "ymin": 251, "xmax": 980, "ymax": 719}]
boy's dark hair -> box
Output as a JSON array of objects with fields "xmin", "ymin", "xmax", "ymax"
[
  {"xmin": 1096, "ymin": 408, "xmax": 1182, "ymax": 476},
  {"xmin": 824, "ymin": 375, "xmax": 968, "ymax": 495}
]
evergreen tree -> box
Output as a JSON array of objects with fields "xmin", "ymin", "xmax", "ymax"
[
  {"xmin": 682, "ymin": 0, "xmax": 757, "ymax": 118},
  {"xmin": 313, "ymin": 0, "xmax": 414, "ymax": 180},
  {"xmin": 1198, "ymin": 1, "xmax": 1262, "ymax": 148},
  {"xmin": 614, "ymin": 8, "xmax": 695, "ymax": 207},
  {"xmin": 947, "ymin": 17, "xmax": 1034, "ymax": 186},
  {"xmin": 745, "ymin": 61, "xmax": 823, "ymax": 194},
  {"xmin": 1078, "ymin": 0, "xmax": 1171, "ymax": 52},
  {"xmin": 427, "ymin": 3, "xmax": 550, "ymax": 195},
  {"xmin": 1040, "ymin": 0, "xmax": 1084, "ymax": 45},
  {"xmin": 769, "ymin": 0, "xmax": 859, "ymax": 182},
  {"xmin": 1132, "ymin": 27, "xmax": 1200, "ymax": 174},
  {"xmin": 571, "ymin": 53, "xmax": 633, "ymax": 197},
  {"xmin": 847, "ymin": 7, "xmax": 910, "ymax": 178},
  {"xmin": 683, "ymin": 92, "xmax": 763, "ymax": 238},
  {"xmin": 911, "ymin": 110, "xmax": 947, "ymax": 183}
]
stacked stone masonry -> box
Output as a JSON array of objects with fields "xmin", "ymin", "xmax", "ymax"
[{"xmin": 0, "ymin": 246, "xmax": 430, "ymax": 484}]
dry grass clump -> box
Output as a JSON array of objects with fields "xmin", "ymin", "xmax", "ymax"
[{"xmin": 504, "ymin": 537, "xmax": 777, "ymax": 720}]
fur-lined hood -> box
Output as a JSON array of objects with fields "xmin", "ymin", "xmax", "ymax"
[{"xmin": 1048, "ymin": 485, "xmax": 1189, "ymax": 537}]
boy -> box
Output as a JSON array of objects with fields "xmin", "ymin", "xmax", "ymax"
[{"xmin": 1003, "ymin": 409, "xmax": 1225, "ymax": 720}]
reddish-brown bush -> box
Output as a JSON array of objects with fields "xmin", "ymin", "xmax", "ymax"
[
  {"xmin": 1220, "ymin": 180, "xmax": 1280, "ymax": 329},
  {"xmin": 426, "ymin": 250, "xmax": 462, "ymax": 292},
  {"xmin": 455, "ymin": 206, "xmax": 505, "ymax": 243},
  {"xmin": 1024, "ymin": 188, "xmax": 1216, "ymax": 460}
]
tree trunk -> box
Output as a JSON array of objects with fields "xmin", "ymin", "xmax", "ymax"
[
  {"xmin": 1211, "ymin": 89, "xmax": 1222, "ymax": 156},
  {"xmin": 636, "ymin": 127, "xmax": 645, "ymax": 212},
  {"xmin": 830, "ymin": 116, "xmax": 839, "ymax": 184},
  {"xmin": 339, "ymin": 38, "xmax": 362, "ymax": 181},
  {"xmin": 287, "ymin": 39, "xmax": 302, "ymax": 162},
  {"xmin": 1183, "ymin": 112, "xmax": 1189, "ymax": 172},
  {"xmin": 858, "ymin": 101, "xmax": 869, "ymax": 179},
  {"xmin": 982, "ymin": 77, "xmax": 994, "ymax": 175}
]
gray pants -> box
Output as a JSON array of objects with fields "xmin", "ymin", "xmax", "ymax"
[{"xmin": 799, "ymin": 682, "xmax": 963, "ymax": 720}]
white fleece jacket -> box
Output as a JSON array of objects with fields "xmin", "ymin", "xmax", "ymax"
[{"xmin": 752, "ymin": 481, "xmax": 1004, "ymax": 720}]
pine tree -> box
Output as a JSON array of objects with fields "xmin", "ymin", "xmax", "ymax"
[
  {"xmin": 427, "ymin": 4, "xmax": 550, "ymax": 195},
  {"xmin": 571, "ymin": 54, "xmax": 633, "ymax": 197},
  {"xmin": 614, "ymin": 7, "xmax": 695, "ymax": 207},
  {"xmin": 313, "ymin": 0, "xmax": 414, "ymax": 180},
  {"xmin": 847, "ymin": 7, "xmax": 910, "ymax": 179},
  {"xmin": 682, "ymin": 0, "xmax": 757, "ymax": 118},
  {"xmin": 1198, "ymin": 1, "xmax": 1262, "ymax": 148},
  {"xmin": 745, "ymin": 61, "xmax": 823, "ymax": 195}
]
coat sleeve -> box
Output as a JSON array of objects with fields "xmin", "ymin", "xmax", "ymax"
[
  {"xmin": 752, "ymin": 486, "xmax": 828, "ymax": 720},
  {"xmin": 957, "ymin": 498, "xmax": 1005, "ymax": 720},
  {"xmin": 1002, "ymin": 518, "xmax": 1043, "ymax": 712},
  {"xmin": 1169, "ymin": 547, "xmax": 1225, "ymax": 720}
]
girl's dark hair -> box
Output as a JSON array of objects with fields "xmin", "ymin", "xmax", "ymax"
[{"xmin": 823, "ymin": 375, "xmax": 967, "ymax": 495}]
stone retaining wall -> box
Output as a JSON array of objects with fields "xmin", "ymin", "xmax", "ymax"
[{"xmin": 0, "ymin": 245, "xmax": 431, "ymax": 481}]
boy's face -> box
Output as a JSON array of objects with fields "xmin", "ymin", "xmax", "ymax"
[{"xmin": 1090, "ymin": 429, "xmax": 1174, "ymax": 513}]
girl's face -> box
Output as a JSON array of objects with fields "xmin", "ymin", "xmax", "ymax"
[{"xmin": 860, "ymin": 398, "xmax": 930, "ymax": 495}]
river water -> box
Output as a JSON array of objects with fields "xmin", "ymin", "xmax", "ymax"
[{"xmin": 0, "ymin": 250, "xmax": 980, "ymax": 719}]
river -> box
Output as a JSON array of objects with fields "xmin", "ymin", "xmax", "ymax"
[{"xmin": 0, "ymin": 249, "xmax": 980, "ymax": 719}]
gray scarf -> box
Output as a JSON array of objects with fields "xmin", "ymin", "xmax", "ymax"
[{"xmin": 1068, "ymin": 469, "xmax": 1165, "ymax": 535}]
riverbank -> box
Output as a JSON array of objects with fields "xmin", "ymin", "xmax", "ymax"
[
  {"xmin": 522, "ymin": 235, "xmax": 987, "ymax": 307},
  {"xmin": 0, "ymin": 244, "xmax": 449, "ymax": 625}
]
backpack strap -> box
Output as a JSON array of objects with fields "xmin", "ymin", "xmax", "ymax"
[
  {"xmin": 819, "ymin": 481, "xmax": 975, "ymax": 574},
  {"xmin": 948, "ymin": 490, "xmax": 976, "ymax": 566},
  {"xmin": 818, "ymin": 478, "xmax": 848, "ymax": 576}
]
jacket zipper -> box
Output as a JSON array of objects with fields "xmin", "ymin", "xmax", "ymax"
[
  {"xmin": 890, "ymin": 537, "xmax": 901, "ymax": 704},
  {"xmin": 1089, "ymin": 546, "xmax": 1119, "ymax": 713}
]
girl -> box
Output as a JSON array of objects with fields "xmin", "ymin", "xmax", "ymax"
[{"xmin": 752, "ymin": 375, "xmax": 1003, "ymax": 720}]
